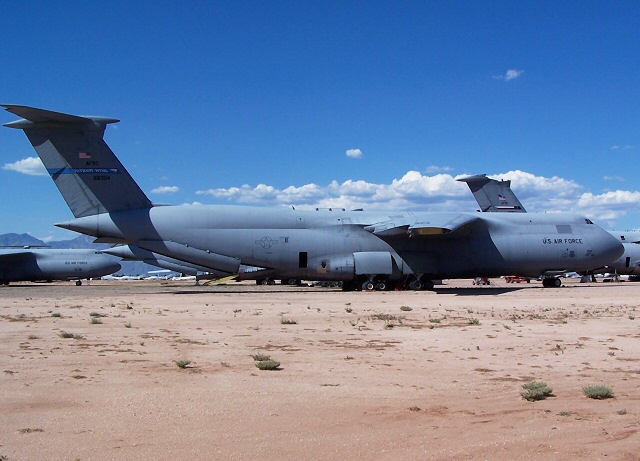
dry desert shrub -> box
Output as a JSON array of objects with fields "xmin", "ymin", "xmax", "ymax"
[
  {"xmin": 174, "ymin": 359, "xmax": 192, "ymax": 369},
  {"xmin": 255, "ymin": 360, "xmax": 280, "ymax": 371},
  {"xmin": 583, "ymin": 385, "xmax": 614, "ymax": 399},
  {"xmin": 521, "ymin": 381, "xmax": 553, "ymax": 401}
]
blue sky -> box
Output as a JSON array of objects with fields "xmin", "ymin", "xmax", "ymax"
[{"xmin": 1, "ymin": 1, "xmax": 639, "ymax": 241}]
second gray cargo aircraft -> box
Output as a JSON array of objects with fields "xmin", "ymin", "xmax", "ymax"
[{"xmin": 3, "ymin": 105, "xmax": 623, "ymax": 290}]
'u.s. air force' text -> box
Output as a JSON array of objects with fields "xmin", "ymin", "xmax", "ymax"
[{"xmin": 542, "ymin": 238, "xmax": 583, "ymax": 244}]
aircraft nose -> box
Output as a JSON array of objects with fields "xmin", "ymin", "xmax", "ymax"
[
  {"xmin": 598, "ymin": 230, "xmax": 624, "ymax": 265},
  {"xmin": 107, "ymin": 261, "xmax": 122, "ymax": 273}
]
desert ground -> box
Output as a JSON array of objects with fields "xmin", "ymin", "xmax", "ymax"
[{"xmin": 1, "ymin": 278, "xmax": 638, "ymax": 461}]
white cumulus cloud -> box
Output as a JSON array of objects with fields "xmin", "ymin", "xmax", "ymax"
[
  {"xmin": 493, "ymin": 69, "xmax": 524, "ymax": 81},
  {"xmin": 425, "ymin": 165, "xmax": 453, "ymax": 174},
  {"xmin": 193, "ymin": 169, "xmax": 640, "ymax": 229},
  {"xmin": 197, "ymin": 171, "xmax": 471, "ymax": 211},
  {"xmin": 2, "ymin": 157, "xmax": 47, "ymax": 176},
  {"xmin": 505, "ymin": 69, "xmax": 524, "ymax": 80},
  {"xmin": 346, "ymin": 148, "xmax": 363, "ymax": 159},
  {"xmin": 611, "ymin": 144, "xmax": 633, "ymax": 151},
  {"xmin": 151, "ymin": 186, "xmax": 180, "ymax": 194}
]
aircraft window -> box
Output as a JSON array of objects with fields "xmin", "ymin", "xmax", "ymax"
[{"xmin": 585, "ymin": 219, "xmax": 593, "ymax": 224}]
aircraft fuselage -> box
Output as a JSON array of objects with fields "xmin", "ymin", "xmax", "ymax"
[{"xmin": 57, "ymin": 205, "xmax": 623, "ymax": 282}]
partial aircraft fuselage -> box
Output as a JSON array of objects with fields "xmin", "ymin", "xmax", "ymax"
[{"xmin": 0, "ymin": 248, "xmax": 121, "ymax": 284}]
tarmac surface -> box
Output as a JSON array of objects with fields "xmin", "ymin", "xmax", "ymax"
[{"xmin": 1, "ymin": 278, "xmax": 639, "ymax": 460}]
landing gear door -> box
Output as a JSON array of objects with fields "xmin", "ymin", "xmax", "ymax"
[{"xmin": 354, "ymin": 251, "xmax": 393, "ymax": 275}]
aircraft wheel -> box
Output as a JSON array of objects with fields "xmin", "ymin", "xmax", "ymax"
[
  {"xmin": 362, "ymin": 281, "xmax": 375, "ymax": 291},
  {"xmin": 375, "ymin": 281, "xmax": 387, "ymax": 291},
  {"xmin": 75, "ymin": 280, "xmax": 82, "ymax": 286},
  {"xmin": 542, "ymin": 278, "xmax": 561, "ymax": 288},
  {"xmin": 409, "ymin": 280, "xmax": 423, "ymax": 290}
]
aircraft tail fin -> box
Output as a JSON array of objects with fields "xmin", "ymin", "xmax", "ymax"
[
  {"xmin": 457, "ymin": 174, "xmax": 526, "ymax": 213},
  {"xmin": 3, "ymin": 105, "xmax": 152, "ymax": 218}
]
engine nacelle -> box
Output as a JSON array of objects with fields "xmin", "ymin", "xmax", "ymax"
[
  {"xmin": 309, "ymin": 251, "xmax": 411, "ymax": 281},
  {"xmin": 308, "ymin": 253, "xmax": 355, "ymax": 281}
]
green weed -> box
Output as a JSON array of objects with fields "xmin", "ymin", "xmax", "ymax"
[{"xmin": 521, "ymin": 381, "xmax": 553, "ymax": 401}]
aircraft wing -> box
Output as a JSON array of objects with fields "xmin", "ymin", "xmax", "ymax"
[
  {"xmin": 0, "ymin": 249, "xmax": 35, "ymax": 261},
  {"xmin": 365, "ymin": 213, "xmax": 479, "ymax": 237}
]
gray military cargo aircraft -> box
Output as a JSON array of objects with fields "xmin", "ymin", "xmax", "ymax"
[
  {"xmin": 3, "ymin": 105, "xmax": 624, "ymax": 290},
  {"xmin": 458, "ymin": 174, "xmax": 640, "ymax": 278},
  {"xmin": 0, "ymin": 247, "xmax": 120, "ymax": 285}
]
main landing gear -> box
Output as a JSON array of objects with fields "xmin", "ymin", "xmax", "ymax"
[
  {"xmin": 541, "ymin": 277, "xmax": 562, "ymax": 288},
  {"xmin": 341, "ymin": 275, "xmax": 434, "ymax": 292},
  {"xmin": 361, "ymin": 280, "xmax": 388, "ymax": 291}
]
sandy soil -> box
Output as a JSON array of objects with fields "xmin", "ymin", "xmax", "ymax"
[{"xmin": 1, "ymin": 278, "xmax": 639, "ymax": 461}]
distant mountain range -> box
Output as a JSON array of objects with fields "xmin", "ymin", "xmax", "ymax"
[
  {"xmin": 0, "ymin": 233, "xmax": 158, "ymax": 276},
  {"xmin": 0, "ymin": 233, "xmax": 105, "ymax": 249}
]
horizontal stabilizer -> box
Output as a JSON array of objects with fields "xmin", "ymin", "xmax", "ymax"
[{"xmin": 3, "ymin": 105, "xmax": 119, "ymax": 129}]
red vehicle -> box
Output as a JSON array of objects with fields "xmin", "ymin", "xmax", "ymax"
[
  {"xmin": 505, "ymin": 275, "xmax": 530, "ymax": 283},
  {"xmin": 472, "ymin": 277, "xmax": 490, "ymax": 285}
]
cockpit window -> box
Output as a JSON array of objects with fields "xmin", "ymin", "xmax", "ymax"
[{"xmin": 585, "ymin": 219, "xmax": 593, "ymax": 224}]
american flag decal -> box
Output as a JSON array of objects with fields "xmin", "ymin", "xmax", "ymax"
[{"xmin": 79, "ymin": 152, "xmax": 91, "ymax": 159}]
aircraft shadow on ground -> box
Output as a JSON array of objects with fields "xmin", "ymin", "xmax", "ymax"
[
  {"xmin": 170, "ymin": 287, "xmax": 337, "ymax": 295},
  {"xmin": 169, "ymin": 286, "xmax": 528, "ymax": 296},
  {"xmin": 433, "ymin": 287, "xmax": 526, "ymax": 296}
]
